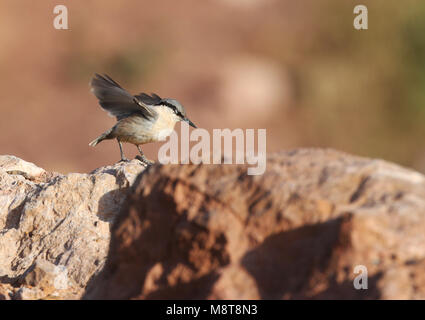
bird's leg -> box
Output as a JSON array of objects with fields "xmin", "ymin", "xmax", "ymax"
[
  {"xmin": 117, "ymin": 139, "xmax": 129, "ymax": 162},
  {"xmin": 136, "ymin": 145, "xmax": 154, "ymax": 165}
]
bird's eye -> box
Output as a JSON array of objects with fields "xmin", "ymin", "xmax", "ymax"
[{"xmin": 173, "ymin": 109, "xmax": 183, "ymax": 118}]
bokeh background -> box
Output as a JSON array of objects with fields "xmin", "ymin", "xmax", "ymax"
[{"xmin": 1, "ymin": 0, "xmax": 425, "ymax": 173}]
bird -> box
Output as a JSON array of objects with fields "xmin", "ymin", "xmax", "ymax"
[{"xmin": 88, "ymin": 73, "xmax": 197, "ymax": 165}]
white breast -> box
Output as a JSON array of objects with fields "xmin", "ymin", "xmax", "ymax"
[{"xmin": 152, "ymin": 106, "xmax": 179, "ymax": 141}]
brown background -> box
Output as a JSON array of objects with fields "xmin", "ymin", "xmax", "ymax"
[{"xmin": 1, "ymin": 1, "xmax": 424, "ymax": 173}]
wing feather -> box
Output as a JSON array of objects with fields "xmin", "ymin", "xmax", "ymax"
[
  {"xmin": 134, "ymin": 92, "xmax": 163, "ymax": 105},
  {"xmin": 90, "ymin": 74, "xmax": 157, "ymax": 121}
]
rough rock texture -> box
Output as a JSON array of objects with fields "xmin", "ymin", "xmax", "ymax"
[
  {"xmin": 2, "ymin": 149, "xmax": 425, "ymax": 300},
  {"xmin": 84, "ymin": 149, "xmax": 425, "ymax": 300},
  {"xmin": 0, "ymin": 155, "xmax": 146, "ymax": 299}
]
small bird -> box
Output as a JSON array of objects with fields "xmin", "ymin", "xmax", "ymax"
[{"xmin": 89, "ymin": 74, "xmax": 196, "ymax": 165}]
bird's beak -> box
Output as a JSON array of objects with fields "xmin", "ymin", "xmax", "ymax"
[{"xmin": 184, "ymin": 118, "xmax": 197, "ymax": 128}]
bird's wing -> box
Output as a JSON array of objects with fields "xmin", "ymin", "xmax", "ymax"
[
  {"xmin": 90, "ymin": 74, "xmax": 157, "ymax": 121},
  {"xmin": 134, "ymin": 92, "xmax": 163, "ymax": 105}
]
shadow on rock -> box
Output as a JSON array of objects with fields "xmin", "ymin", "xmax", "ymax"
[
  {"xmin": 84, "ymin": 178, "xmax": 229, "ymax": 299},
  {"xmin": 241, "ymin": 216, "xmax": 381, "ymax": 299}
]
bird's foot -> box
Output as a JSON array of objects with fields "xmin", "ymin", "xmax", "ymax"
[{"xmin": 135, "ymin": 155, "xmax": 155, "ymax": 166}]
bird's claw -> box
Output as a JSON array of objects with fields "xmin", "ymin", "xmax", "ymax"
[{"xmin": 135, "ymin": 155, "xmax": 154, "ymax": 166}]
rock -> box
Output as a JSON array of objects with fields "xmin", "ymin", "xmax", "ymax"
[
  {"xmin": 3, "ymin": 149, "xmax": 425, "ymax": 300},
  {"xmin": 0, "ymin": 155, "xmax": 46, "ymax": 181},
  {"xmin": 0, "ymin": 156, "xmax": 146, "ymax": 299},
  {"xmin": 0, "ymin": 283, "xmax": 14, "ymax": 300},
  {"xmin": 84, "ymin": 149, "xmax": 425, "ymax": 300}
]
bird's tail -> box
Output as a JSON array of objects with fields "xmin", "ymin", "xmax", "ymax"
[{"xmin": 89, "ymin": 129, "xmax": 113, "ymax": 147}]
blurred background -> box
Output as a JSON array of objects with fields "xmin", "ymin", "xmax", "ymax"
[{"xmin": 1, "ymin": 0, "xmax": 425, "ymax": 173}]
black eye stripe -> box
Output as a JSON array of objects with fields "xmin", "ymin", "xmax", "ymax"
[
  {"xmin": 162, "ymin": 101, "xmax": 183, "ymax": 117},
  {"xmin": 162, "ymin": 101, "xmax": 174, "ymax": 108}
]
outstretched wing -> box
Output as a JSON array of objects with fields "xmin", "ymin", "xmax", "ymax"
[
  {"xmin": 134, "ymin": 92, "xmax": 163, "ymax": 106},
  {"xmin": 90, "ymin": 74, "xmax": 157, "ymax": 121}
]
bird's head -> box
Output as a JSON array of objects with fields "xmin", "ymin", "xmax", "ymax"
[
  {"xmin": 161, "ymin": 98, "xmax": 197, "ymax": 128},
  {"xmin": 135, "ymin": 93, "xmax": 197, "ymax": 128}
]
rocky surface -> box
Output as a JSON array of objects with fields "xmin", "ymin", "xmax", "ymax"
[
  {"xmin": 84, "ymin": 149, "xmax": 425, "ymax": 300},
  {"xmin": 0, "ymin": 155, "xmax": 146, "ymax": 299},
  {"xmin": 2, "ymin": 149, "xmax": 425, "ymax": 299}
]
